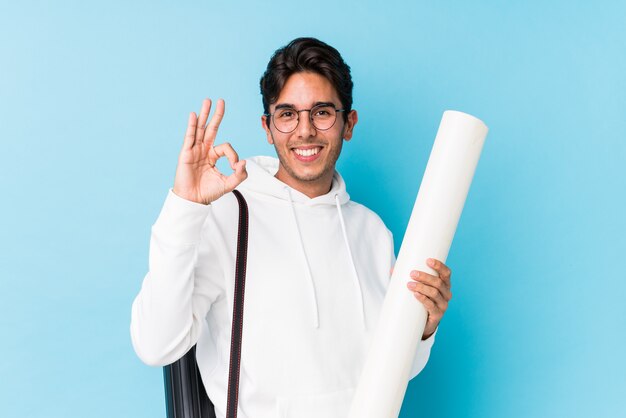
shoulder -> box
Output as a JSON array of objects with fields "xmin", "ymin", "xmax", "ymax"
[
  {"xmin": 342, "ymin": 200, "xmax": 395, "ymax": 265},
  {"xmin": 345, "ymin": 199, "xmax": 385, "ymax": 223},
  {"xmin": 343, "ymin": 200, "xmax": 392, "ymax": 237}
]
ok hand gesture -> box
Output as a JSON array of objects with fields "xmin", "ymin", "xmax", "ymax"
[{"xmin": 173, "ymin": 99, "xmax": 248, "ymax": 205}]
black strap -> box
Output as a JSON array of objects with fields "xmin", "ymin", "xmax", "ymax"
[
  {"xmin": 226, "ymin": 190, "xmax": 249, "ymax": 418},
  {"xmin": 163, "ymin": 190, "xmax": 249, "ymax": 418}
]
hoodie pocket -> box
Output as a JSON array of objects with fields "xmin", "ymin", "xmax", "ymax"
[{"xmin": 276, "ymin": 387, "xmax": 355, "ymax": 418}]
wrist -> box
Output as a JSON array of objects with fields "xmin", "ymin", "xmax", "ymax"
[{"xmin": 172, "ymin": 187, "xmax": 208, "ymax": 205}]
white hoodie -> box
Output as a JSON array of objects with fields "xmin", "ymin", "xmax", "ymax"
[{"xmin": 131, "ymin": 156, "xmax": 436, "ymax": 418}]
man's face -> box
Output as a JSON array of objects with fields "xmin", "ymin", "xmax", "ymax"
[{"xmin": 262, "ymin": 71, "xmax": 357, "ymax": 197}]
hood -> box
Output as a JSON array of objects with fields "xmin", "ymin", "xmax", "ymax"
[{"xmin": 237, "ymin": 156, "xmax": 350, "ymax": 206}]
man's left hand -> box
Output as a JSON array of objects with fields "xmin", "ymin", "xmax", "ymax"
[{"xmin": 406, "ymin": 258, "xmax": 452, "ymax": 340}]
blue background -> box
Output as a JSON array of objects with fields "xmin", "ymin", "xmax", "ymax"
[{"xmin": 1, "ymin": 1, "xmax": 625, "ymax": 417}]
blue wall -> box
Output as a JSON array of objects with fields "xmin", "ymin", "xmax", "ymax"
[{"xmin": 1, "ymin": 1, "xmax": 624, "ymax": 417}]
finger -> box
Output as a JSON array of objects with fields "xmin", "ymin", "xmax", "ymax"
[
  {"xmin": 203, "ymin": 98, "xmax": 225, "ymax": 146},
  {"xmin": 409, "ymin": 271, "xmax": 452, "ymax": 301},
  {"xmin": 223, "ymin": 160, "xmax": 248, "ymax": 192},
  {"xmin": 414, "ymin": 288, "xmax": 447, "ymax": 316},
  {"xmin": 211, "ymin": 142, "xmax": 239, "ymax": 169},
  {"xmin": 183, "ymin": 112, "xmax": 198, "ymax": 150},
  {"xmin": 414, "ymin": 291, "xmax": 442, "ymax": 320},
  {"xmin": 195, "ymin": 98, "xmax": 212, "ymax": 141},
  {"xmin": 427, "ymin": 258, "xmax": 452, "ymax": 287},
  {"xmin": 407, "ymin": 279, "xmax": 447, "ymax": 303}
]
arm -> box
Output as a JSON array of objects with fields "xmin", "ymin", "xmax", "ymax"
[
  {"xmin": 130, "ymin": 190, "xmax": 215, "ymax": 366},
  {"xmin": 384, "ymin": 231, "xmax": 436, "ymax": 380},
  {"xmin": 130, "ymin": 99, "xmax": 247, "ymax": 366}
]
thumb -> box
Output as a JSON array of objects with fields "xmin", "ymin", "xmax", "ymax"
[{"xmin": 224, "ymin": 160, "xmax": 248, "ymax": 191}]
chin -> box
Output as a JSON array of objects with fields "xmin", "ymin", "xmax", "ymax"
[{"xmin": 288, "ymin": 167, "xmax": 328, "ymax": 183}]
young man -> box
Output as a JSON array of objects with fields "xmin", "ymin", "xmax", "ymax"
[{"xmin": 131, "ymin": 37, "xmax": 452, "ymax": 418}]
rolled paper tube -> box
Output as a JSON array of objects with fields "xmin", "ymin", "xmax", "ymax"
[{"xmin": 348, "ymin": 110, "xmax": 488, "ymax": 418}]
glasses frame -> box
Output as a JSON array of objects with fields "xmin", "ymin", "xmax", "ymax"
[{"xmin": 264, "ymin": 104, "xmax": 346, "ymax": 134}]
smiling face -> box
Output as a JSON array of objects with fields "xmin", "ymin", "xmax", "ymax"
[{"xmin": 262, "ymin": 71, "xmax": 358, "ymax": 198}]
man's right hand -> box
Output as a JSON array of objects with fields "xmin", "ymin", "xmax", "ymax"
[{"xmin": 173, "ymin": 98, "xmax": 248, "ymax": 205}]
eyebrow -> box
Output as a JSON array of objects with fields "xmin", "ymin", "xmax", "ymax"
[{"xmin": 274, "ymin": 101, "xmax": 337, "ymax": 110}]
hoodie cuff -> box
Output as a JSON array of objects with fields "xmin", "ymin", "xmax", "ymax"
[
  {"xmin": 408, "ymin": 325, "xmax": 438, "ymax": 380},
  {"xmin": 151, "ymin": 189, "xmax": 212, "ymax": 245}
]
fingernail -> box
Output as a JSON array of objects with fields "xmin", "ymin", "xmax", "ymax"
[
  {"xmin": 407, "ymin": 282, "xmax": 416, "ymax": 290},
  {"xmin": 428, "ymin": 258, "xmax": 435, "ymax": 267}
]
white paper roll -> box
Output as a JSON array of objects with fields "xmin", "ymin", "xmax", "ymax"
[{"xmin": 347, "ymin": 110, "xmax": 488, "ymax": 418}]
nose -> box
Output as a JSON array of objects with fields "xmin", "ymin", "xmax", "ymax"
[{"xmin": 295, "ymin": 110, "xmax": 317, "ymax": 138}]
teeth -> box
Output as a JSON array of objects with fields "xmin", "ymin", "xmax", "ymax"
[{"xmin": 294, "ymin": 148, "xmax": 320, "ymax": 157}]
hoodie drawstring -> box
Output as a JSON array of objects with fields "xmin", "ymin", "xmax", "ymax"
[
  {"xmin": 284, "ymin": 187, "xmax": 366, "ymax": 330},
  {"xmin": 335, "ymin": 194, "xmax": 366, "ymax": 330},
  {"xmin": 285, "ymin": 187, "xmax": 320, "ymax": 328}
]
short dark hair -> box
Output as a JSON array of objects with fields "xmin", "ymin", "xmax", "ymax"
[{"xmin": 260, "ymin": 37, "xmax": 353, "ymax": 119}]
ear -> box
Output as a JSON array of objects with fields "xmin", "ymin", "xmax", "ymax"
[
  {"xmin": 261, "ymin": 115, "xmax": 273, "ymax": 144},
  {"xmin": 342, "ymin": 110, "xmax": 358, "ymax": 142}
]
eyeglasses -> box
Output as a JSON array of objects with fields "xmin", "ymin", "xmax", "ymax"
[{"xmin": 264, "ymin": 103, "xmax": 346, "ymax": 133}]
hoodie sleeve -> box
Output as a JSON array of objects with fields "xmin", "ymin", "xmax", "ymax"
[
  {"xmin": 130, "ymin": 189, "xmax": 223, "ymax": 366},
  {"xmin": 387, "ymin": 229, "xmax": 436, "ymax": 380},
  {"xmin": 409, "ymin": 327, "xmax": 437, "ymax": 379}
]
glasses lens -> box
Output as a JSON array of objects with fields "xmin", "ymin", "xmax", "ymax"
[
  {"xmin": 273, "ymin": 108, "xmax": 298, "ymax": 133},
  {"xmin": 311, "ymin": 105, "xmax": 337, "ymax": 130}
]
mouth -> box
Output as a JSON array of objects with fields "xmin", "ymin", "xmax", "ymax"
[{"xmin": 291, "ymin": 145, "xmax": 323, "ymax": 162}]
